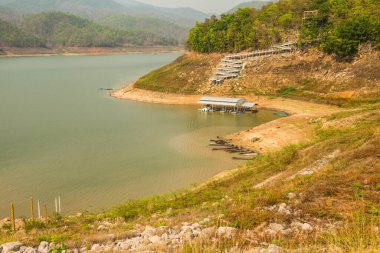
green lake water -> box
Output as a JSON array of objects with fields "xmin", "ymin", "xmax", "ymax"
[{"xmin": 0, "ymin": 53, "xmax": 279, "ymax": 217}]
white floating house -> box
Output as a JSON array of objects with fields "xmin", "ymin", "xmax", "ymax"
[{"xmin": 198, "ymin": 96, "xmax": 257, "ymax": 112}]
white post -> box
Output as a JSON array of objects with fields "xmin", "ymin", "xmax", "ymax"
[
  {"xmin": 58, "ymin": 196, "xmax": 61, "ymax": 214},
  {"xmin": 55, "ymin": 197, "xmax": 57, "ymax": 213},
  {"xmin": 37, "ymin": 200, "xmax": 41, "ymax": 219}
]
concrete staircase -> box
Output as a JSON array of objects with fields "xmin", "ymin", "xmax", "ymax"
[{"xmin": 210, "ymin": 42, "xmax": 296, "ymax": 84}]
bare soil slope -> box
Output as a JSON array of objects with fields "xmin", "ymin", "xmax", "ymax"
[{"xmin": 134, "ymin": 47, "xmax": 380, "ymax": 106}]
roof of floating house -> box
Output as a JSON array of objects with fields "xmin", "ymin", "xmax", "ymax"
[
  {"xmin": 198, "ymin": 96, "xmax": 246, "ymax": 107},
  {"xmin": 242, "ymin": 102, "xmax": 257, "ymax": 108}
]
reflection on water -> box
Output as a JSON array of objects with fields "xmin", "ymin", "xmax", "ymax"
[{"xmin": 0, "ymin": 53, "xmax": 279, "ymax": 216}]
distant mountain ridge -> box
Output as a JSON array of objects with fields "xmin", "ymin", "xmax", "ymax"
[
  {"xmin": 0, "ymin": 0, "xmax": 211, "ymax": 47},
  {"xmin": 225, "ymin": 1, "xmax": 272, "ymax": 14},
  {"xmin": 0, "ymin": 11, "xmax": 179, "ymax": 48},
  {"xmin": 0, "ymin": 0, "xmax": 209, "ymax": 27}
]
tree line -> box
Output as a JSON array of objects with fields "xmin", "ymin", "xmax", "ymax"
[
  {"xmin": 0, "ymin": 11, "xmax": 179, "ymax": 48},
  {"xmin": 187, "ymin": 0, "xmax": 380, "ymax": 56}
]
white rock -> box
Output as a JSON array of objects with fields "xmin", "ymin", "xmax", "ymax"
[
  {"xmin": 148, "ymin": 235, "xmax": 161, "ymax": 244},
  {"xmin": 281, "ymin": 228, "xmax": 293, "ymax": 236},
  {"xmin": 103, "ymin": 246, "xmax": 113, "ymax": 252},
  {"xmin": 217, "ymin": 227, "xmax": 237, "ymax": 239},
  {"xmin": 142, "ymin": 226, "xmax": 156, "ymax": 236},
  {"xmin": 301, "ymin": 223, "xmax": 313, "ymax": 231},
  {"xmin": 90, "ymin": 244, "xmax": 101, "ymax": 251},
  {"xmin": 161, "ymin": 233, "xmax": 169, "ymax": 241},
  {"xmin": 201, "ymin": 218, "xmax": 210, "ymax": 224},
  {"xmin": 192, "ymin": 222, "xmax": 200, "ymax": 228},
  {"xmin": 19, "ymin": 246, "xmax": 37, "ymax": 253},
  {"xmin": 264, "ymin": 244, "xmax": 286, "ymax": 253},
  {"xmin": 181, "ymin": 231, "xmax": 194, "ymax": 241},
  {"xmin": 119, "ymin": 242, "xmax": 131, "ymax": 250},
  {"xmin": 290, "ymin": 221, "xmax": 303, "ymax": 228},
  {"xmin": 102, "ymin": 221, "xmax": 112, "ymax": 227},
  {"xmin": 277, "ymin": 203, "xmax": 291, "ymax": 215},
  {"xmin": 268, "ymin": 223, "xmax": 284, "ymax": 233},
  {"xmin": 181, "ymin": 225, "xmax": 193, "ymax": 232},
  {"xmin": 1, "ymin": 242, "xmax": 23, "ymax": 253},
  {"xmin": 96, "ymin": 225, "xmax": 107, "ymax": 231},
  {"xmin": 264, "ymin": 228, "xmax": 277, "ymax": 237},
  {"xmin": 300, "ymin": 169, "xmax": 314, "ymax": 175},
  {"xmin": 287, "ymin": 192, "xmax": 297, "ymax": 200}
]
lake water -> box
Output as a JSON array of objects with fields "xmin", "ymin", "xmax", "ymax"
[{"xmin": 0, "ymin": 53, "xmax": 278, "ymax": 217}]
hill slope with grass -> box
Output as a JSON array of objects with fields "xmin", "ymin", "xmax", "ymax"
[
  {"xmin": 0, "ymin": 0, "xmax": 379, "ymax": 252},
  {"xmin": 133, "ymin": 48, "xmax": 380, "ymax": 106},
  {"xmin": 0, "ymin": 101, "xmax": 378, "ymax": 252}
]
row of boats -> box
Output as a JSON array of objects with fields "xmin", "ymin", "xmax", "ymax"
[
  {"xmin": 199, "ymin": 107, "xmax": 247, "ymax": 114},
  {"xmin": 210, "ymin": 139, "xmax": 258, "ymax": 160}
]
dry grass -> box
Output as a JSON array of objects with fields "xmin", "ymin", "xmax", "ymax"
[
  {"xmin": 133, "ymin": 47, "xmax": 380, "ymax": 107},
  {"xmin": 134, "ymin": 52, "xmax": 223, "ymax": 94},
  {"xmin": 1, "ymin": 105, "xmax": 379, "ymax": 252}
]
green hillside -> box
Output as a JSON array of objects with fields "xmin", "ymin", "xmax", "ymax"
[
  {"xmin": 0, "ymin": 0, "xmax": 208, "ymax": 27},
  {"xmin": 0, "ymin": 19, "xmax": 43, "ymax": 47},
  {"xmin": 0, "ymin": 0, "xmax": 200, "ymax": 47},
  {"xmin": 98, "ymin": 14, "xmax": 188, "ymax": 44},
  {"xmin": 188, "ymin": 0, "xmax": 380, "ymax": 56},
  {"xmin": 0, "ymin": 12, "xmax": 180, "ymax": 48}
]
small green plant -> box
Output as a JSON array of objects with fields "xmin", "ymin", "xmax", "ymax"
[
  {"xmin": 277, "ymin": 87, "xmax": 297, "ymax": 97},
  {"xmin": 24, "ymin": 220, "xmax": 45, "ymax": 232},
  {"xmin": 35, "ymin": 234, "xmax": 67, "ymax": 243}
]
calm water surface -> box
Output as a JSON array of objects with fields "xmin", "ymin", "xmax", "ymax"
[{"xmin": 0, "ymin": 53, "xmax": 278, "ymax": 216}]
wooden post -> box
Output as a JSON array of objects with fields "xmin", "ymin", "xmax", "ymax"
[
  {"xmin": 37, "ymin": 200, "xmax": 41, "ymax": 219},
  {"xmin": 10, "ymin": 203, "xmax": 15, "ymax": 231},
  {"xmin": 30, "ymin": 197, "xmax": 34, "ymax": 222},
  {"xmin": 44, "ymin": 204, "xmax": 48, "ymax": 223}
]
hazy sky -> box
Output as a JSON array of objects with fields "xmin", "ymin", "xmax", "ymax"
[{"xmin": 138, "ymin": 0, "xmax": 256, "ymax": 13}]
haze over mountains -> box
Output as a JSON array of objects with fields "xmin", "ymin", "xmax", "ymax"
[
  {"xmin": 0, "ymin": 0, "xmax": 272, "ymax": 49},
  {"xmin": 225, "ymin": 1, "xmax": 271, "ymax": 14},
  {"xmin": 0, "ymin": 0, "xmax": 209, "ymax": 27}
]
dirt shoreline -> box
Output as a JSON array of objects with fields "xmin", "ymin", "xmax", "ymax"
[
  {"xmin": 112, "ymin": 84, "xmax": 341, "ymax": 154},
  {"xmin": 0, "ymin": 46, "xmax": 184, "ymax": 58}
]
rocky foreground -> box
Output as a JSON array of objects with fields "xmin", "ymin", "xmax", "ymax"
[{"xmin": 1, "ymin": 194, "xmax": 346, "ymax": 253}]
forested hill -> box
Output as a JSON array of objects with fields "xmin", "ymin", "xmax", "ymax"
[
  {"xmin": 225, "ymin": 1, "xmax": 271, "ymax": 14},
  {"xmin": 0, "ymin": 0, "xmax": 211, "ymax": 48},
  {"xmin": 187, "ymin": 0, "xmax": 380, "ymax": 56},
  {"xmin": 0, "ymin": 19, "xmax": 43, "ymax": 47},
  {"xmin": 0, "ymin": 12, "xmax": 178, "ymax": 48},
  {"xmin": 98, "ymin": 14, "xmax": 188, "ymax": 45},
  {"xmin": 0, "ymin": 0, "xmax": 209, "ymax": 27}
]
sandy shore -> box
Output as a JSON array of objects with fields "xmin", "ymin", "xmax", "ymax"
[
  {"xmin": 111, "ymin": 84, "xmax": 200, "ymax": 105},
  {"xmin": 0, "ymin": 47, "xmax": 184, "ymax": 58},
  {"xmin": 112, "ymin": 84, "xmax": 341, "ymax": 154}
]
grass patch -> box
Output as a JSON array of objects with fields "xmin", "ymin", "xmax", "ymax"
[
  {"xmin": 1, "ymin": 103, "xmax": 379, "ymax": 252},
  {"xmin": 276, "ymin": 86, "xmax": 297, "ymax": 97}
]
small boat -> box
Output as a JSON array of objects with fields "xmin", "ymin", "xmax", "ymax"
[
  {"xmin": 273, "ymin": 111, "xmax": 289, "ymax": 117},
  {"xmin": 233, "ymin": 157, "xmax": 255, "ymax": 160}
]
